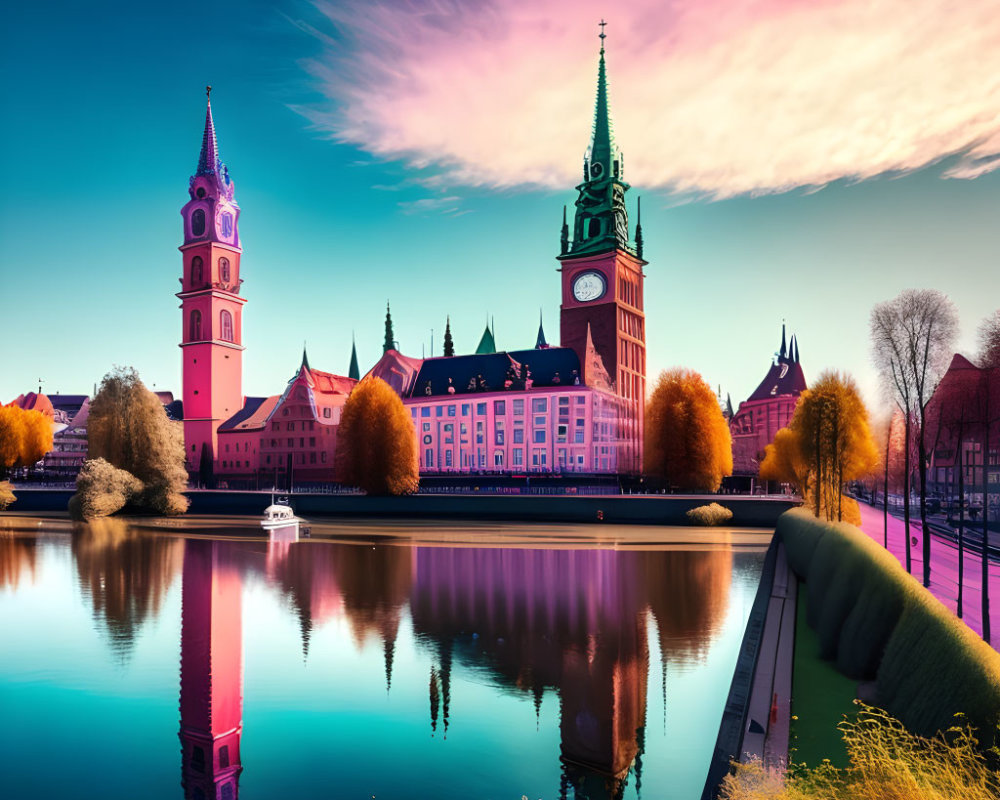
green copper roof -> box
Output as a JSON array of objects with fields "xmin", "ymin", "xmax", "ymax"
[
  {"xmin": 348, "ymin": 339, "xmax": 360, "ymax": 381},
  {"xmin": 475, "ymin": 324, "xmax": 496, "ymax": 354},
  {"xmin": 559, "ymin": 26, "xmax": 638, "ymax": 261}
]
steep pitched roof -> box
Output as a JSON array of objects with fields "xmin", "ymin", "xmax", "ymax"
[
  {"xmin": 219, "ymin": 396, "xmax": 279, "ymax": 432},
  {"xmin": 475, "ymin": 324, "xmax": 497, "ymax": 354},
  {"xmin": 409, "ymin": 347, "xmax": 582, "ymax": 398},
  {"xmin": 746, "ymin": 360, "xmax": 807, "ymax": 402}
]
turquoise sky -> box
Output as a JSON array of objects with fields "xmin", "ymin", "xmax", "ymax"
[{"xmin": 1, "ymin": 0, "xmax": 997, "ymax": 411}]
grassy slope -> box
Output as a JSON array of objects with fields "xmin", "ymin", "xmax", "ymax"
[{"xmin": 789, "ymin": 580, "xmax": 858, "ymax": 769}]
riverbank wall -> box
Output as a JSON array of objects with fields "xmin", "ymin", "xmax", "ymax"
[{"xmin": 4, "ymin": 488, "xmax": 797, "ymax": 527}]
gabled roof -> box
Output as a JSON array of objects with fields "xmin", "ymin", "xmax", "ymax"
[
  {"xmin": 746, "ymin": 360, "xmax": 807, "ymax": 402},
  {"xmin": 219, "ymin": 395, "xmax": 280, "ymax": 432},
  {"xmin": 475, "ymin": 325, "xmax": 497, "ymax": 354}
]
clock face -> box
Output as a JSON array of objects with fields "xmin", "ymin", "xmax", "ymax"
[{"xmin": 573, "ymin": 271, "xmax": 607, "ymax": 302}]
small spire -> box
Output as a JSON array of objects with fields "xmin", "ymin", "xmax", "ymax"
[
  {"xmin": 560, "ymin": 205, "xmax": 569, "ymax": 255},
  {"xmin": 383, "ymin": 301, "xmax": 395, "ymax": 353},
  {"xmin": 196, "ymin": 86, "xmax": 221, "ymax": 176},
  {"xmin": 443, "ymin": 316, "xmax": 455, "ymax": 357},
  {"xmin": 475, "ymin": 322, "xmax": 496, "ymax": 354},
  {"xmin": 635, "ymin": 196, "xmax": 644, "ymax": 259},
  {"xmin": 780, "ymin": 321, "xmax": 787, "ymax": 360},
  {"xmin": 348, "ymin": 335, "xmax": 360, "ymax": 381},
  {"xmin": 301, "ymin": 342, "xmax": 310, "ymax": 371},
  {"xmin": 536, "ymin": 309, "xmax": 548, "ymax": 349}
]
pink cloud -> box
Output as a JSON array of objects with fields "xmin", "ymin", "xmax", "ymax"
[{"xmin": 295, "ymin": 0, "xmax": 1000, "ymax": 197}]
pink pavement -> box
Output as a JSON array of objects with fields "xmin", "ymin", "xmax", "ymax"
[{"xmin": 856, "ymin": 501, "xmax": 1000, "ymax": 648}]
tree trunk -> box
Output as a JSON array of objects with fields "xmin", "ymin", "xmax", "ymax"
[
  {"xmin": 982, "ymin": 386, "xmax": 991, "ymax": 644},
  {"xmin": 919, "ymin": 404, "xmax": 931, "ymax": 587},
  {"xmin": 958, "ymin": 435, "xmax": 965, "ymax": 619},
  {"xmin": 884, "ymin": 420, "xmax": 891, "ymax": 548},
  {"xmin": 903, "ymin": 415, "xmax": 912, "ymax": 575},
  {"xmin": 815, "ymin": 425, "xmax": 822, "ymax": 519}
]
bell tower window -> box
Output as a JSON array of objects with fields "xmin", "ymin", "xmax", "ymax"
[
  {"xmin": 219, "ymin": 257, "xmax": 230, "ymax": 283},
  {"xmin": 191, "ymin": 208, "xmax": 206, "ymax": 237},
  {"xmin": 220, "ymin": 310, "xmax": 234, "ymax": 342},
  {"xmin": 189, "ymin": 310, "xmax": 202, "ymax": 341},
  {"xmin": 588, "ymin": 218, "xmax": 601, "ymax": 238},
  {"xmin": 191, "ymin": 256, "xmax": 203, "ymax": 285}
]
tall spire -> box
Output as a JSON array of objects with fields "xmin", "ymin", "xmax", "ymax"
[
  {"xmin": 590, "ymin": 21, "xmax": 614, "ymax": 176},
  {"xmin": 348, "ymin": 335, "xmax": 360, "ymax": 380},
  {"xmin": 196, "ymin": 86, "xmax": 220, "ymax": 176},
  {"xmin": 301, "ymin": 342, "xmax": 310, "ymax": 372},
  {"xmin": 779, "ymin": 322, "xmax": 787, "ymax": 360},
  {"xmin": 560, "ymin": 205, "xmax": 569, "ymax": 255},
  {"xmin": 383, "ymin": 301, "xmax": 395, "ymax": 353}
]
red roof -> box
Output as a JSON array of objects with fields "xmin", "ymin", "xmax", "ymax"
[
  {"xmin": 8, "ymin": 392, "xmax": 54, "ymax": 418},
  {"xmin": 308, "ymin": 368, "xmax": 357, "ymax": 397}
]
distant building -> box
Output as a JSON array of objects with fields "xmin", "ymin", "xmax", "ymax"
[
  {"xmin": 729, "ymin": 325, "xmax": 807, "ymax": 485},
  {"xmin": 925, "ymin": 353, "xmax": 1000, "ymax": 521}
]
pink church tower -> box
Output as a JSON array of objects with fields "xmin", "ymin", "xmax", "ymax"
[
  {"xmin": 179, "ymin": 539, "xmax": 243, "ymax": 800},
  {"xmin": 179, "ymin": 87, "xmax": 246, "ymax": 471}
]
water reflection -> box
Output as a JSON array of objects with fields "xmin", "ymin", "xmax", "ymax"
[
  {"xmin": 49, "ymin": 525, "xmax": 747, "ymax": 799},
  {"xmin": 72, "ymin": 519, "xmax": 183, "ymax": 655},
  {"xmin": 0, "ymin": 521, "xmax": 38, "ymax": 590},
  {"xmin": 179, "ymin": 539, "xmax": 243, "ymax": 800}
]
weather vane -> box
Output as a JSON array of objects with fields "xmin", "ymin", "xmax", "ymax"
[{"xmin": 599, "ymin": 19, "xmax": 607, "ymax": 44}]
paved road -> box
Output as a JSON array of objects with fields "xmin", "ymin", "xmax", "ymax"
[{"xmin": 857, "ymin": 502, "xmax": 1000, "ymax": 647}]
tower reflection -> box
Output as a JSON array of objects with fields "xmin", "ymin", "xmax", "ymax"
[{"xmin": 179, "ymin": 539, "xmax": 243, "ymax": 800}]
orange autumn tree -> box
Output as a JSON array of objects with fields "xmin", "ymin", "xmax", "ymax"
[
  {"xmin": 335, "ymin": 376, "xmax": 419, "ymax": 496},
  {"xmin": 0, "ymin": 404, "xmax": 54, "ymax": 476},
  {"xmin": 644, "ymin": 368, "xmax": 733, "ymax": 491},
  {"xmin": 761, "ymin": 370, "xmax": 878, "ymax": 523}
]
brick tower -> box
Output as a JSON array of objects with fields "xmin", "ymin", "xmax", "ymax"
[
  {"xmin": 178, "ymin": 87, "xmax": 246, "ymax": 471},
  {"xmin": 558, "ymin": 26, "xmax": 647, "ymax": 473}
]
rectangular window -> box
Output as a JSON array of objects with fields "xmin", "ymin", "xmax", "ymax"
[
  {"xmin": 288, "ymin": 422, "xmax": 295, "ymax": 431},
  {"xmin": 533, "ymin": 430, "xmax": 546, "ymax": 443},
  {"xmin": 448, "ymin": 405, "xmax": 456, "ymax": 417},
  {"xmin": 436, "ymin": 406, "xmax": 443, "ymax": 417},
  {"xmin": 575, "ymin": 429, "xmax": 585, "ymax": 444},
  {"xmin": 321, "ymin": 451, "xmax": 327, "ymax": 462},
  {"xmin": 477, "ymin": 402, "xmax": 487, "ymax": 415},
  {"xmin": 462, "ymin": 403, "xmax": 471, "ymax": 416},
  {"xmin": 460, "ymin": 423, "xmax": 468, "ymax": 436},
  {"xmin": 287, "ymin": 438, "xmax": 293, "ymax": 447},
  {"xmin": 425, "ymin": 449, "xmax": 434, "ymax": 468},
  {"xmin": 494, "ymin": 400, "xmax": 506, "ymax": 415},
  {"xmin": 495, "ymin": 430, "xmax": 505, "ymax": 445},
  {"xmin": 494, "ymin": 451, "xmax": 504, "ymax": 467},
  {"xmin": 532, "ymin": 398, "xmax": 547, "ymax": 413},
  {"xmin": 445, "ymin": 450, "xmax": 453, "ymax": 467},
  {"xmin": 479, "ymin": 453, "xmax": 486, "ymax": 468},
  {"xmin": 577, "ymin": 396, "xmax": 585, "ymax": 405},
  {"xmin": 557, "ymin": 424, "xmax": 568, "ymax": 441},
  {"xmin": 558, "ymin": 396, "xmax": 569, "ymax": 407},
  {"xmin": 513, "ymin": 428, "xmax": 524, "ymax": 444},
  {"xmin": 323, "ymin": 407, "xmax": 331, "ymax": 418},
  {"xmin": 309, "ymin": 437, "xmax": 315, "ymax": 447},
  {"xmin": 534, "ymin": 415, "xmax": 546, "ymax": 426},
  {"xmin": 266, "ymin": 455, "xmax": 272, "ymax": 465},
  {"xmin": 423, "ymin": 422, "xmax": 431, "ymax": 432},
  {"xmin": 421, "ymin": 407, "xmax": 431, "ymax": 417},
  {"xmin": 513, "ymin": 449, "xmax": 523, "ymax": 466},
  {"xmin": 309, "ymin": 452, "xmax": 316, "ymax": 464}
]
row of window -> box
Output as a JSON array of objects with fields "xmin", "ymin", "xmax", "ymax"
[
  {"xmin": 189, "ymin": 309, "xmax": 235, "ymax": 342},
  {"xmin": 188, "ymin": 255, "xmax": 232, "ymax": 285},
  {"xmin": 411, "ymin": 395, "xmax": 587, "ymax": 419}
]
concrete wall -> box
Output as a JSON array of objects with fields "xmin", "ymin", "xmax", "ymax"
[{"xmin": 6, "ymin": 488, "xmax": 796, "ymax": 527}]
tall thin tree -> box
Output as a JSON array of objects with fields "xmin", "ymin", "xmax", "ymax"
[
  {"xmin": 871, "ymin": 290, "xmax": 958, "ymax": 585},
  {"xmin": 976, "ymin": 310, "xmax": 1000, "ymax": 642}
]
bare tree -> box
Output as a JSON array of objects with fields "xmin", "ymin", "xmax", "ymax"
[{"xmin": 871, "ymin": 290, "xmax": 958, "ymax": 586}]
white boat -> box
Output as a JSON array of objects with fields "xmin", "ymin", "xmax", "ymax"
[{"xmin": 261, "ymin": 501, "xmax": 301, "ymax": 535}]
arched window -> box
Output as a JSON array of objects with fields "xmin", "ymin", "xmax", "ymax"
[
  {"xmin": 191, "ymin": 256, "xmax": 203, "ymax": 285},
  {"xmin": 219, "ymin": 257, "xmax": 230, "ymax": 283},
  {"xmin": 191, "ymin": 209, "xmax": 206, "ymax": 237},
  {"xmin": 220, "ymin": 310, "xmax": 234, "ymax": 342},
  {"xmin": 588, "ymin": 218, "xmax": 601, "ymax": 238},
  {"xmin": 189, "ymin": 310, "xmax": 202, "ymax": 341}
]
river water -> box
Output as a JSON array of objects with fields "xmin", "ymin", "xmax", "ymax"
[{"xmin": 0, "ymin": 516, "xmax": 768, "ymax": 800}]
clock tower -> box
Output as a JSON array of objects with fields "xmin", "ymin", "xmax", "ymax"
[
  {"xmin": 558, "ymin": 27, "xmax": 646, "ymax": 473},
  {"xmin": 178, "ymin": 88, "xmax": 246, "ymax": 471}
]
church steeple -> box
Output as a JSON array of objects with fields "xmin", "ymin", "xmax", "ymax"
[
  {"xmin": 383, "ymin": 302, "xmax": 395, "ymax": 353},
  {"xmin": 443, "ymin": 317, "xmax": 455, "ymax": 357},
  {"xmin": 348, "ymin": 337, "xmax": 360, "ymax": 381},
  {"xmin": 535, "ymin": 309, "xmax": 548, "ymax": 349},
  {"xmin": 561, "ymin": 23, "xmax": 634, "ymax": 259},
  {"xmin": 196, "ymin": 86, "xmax": 221, "ymax": 177}
]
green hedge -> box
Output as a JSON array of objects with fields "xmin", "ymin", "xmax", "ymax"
[{"xmin": 777, "ymin": 508, "xmax": 1000, "ymax": 753}]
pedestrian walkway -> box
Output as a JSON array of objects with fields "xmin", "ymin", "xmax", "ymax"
[{"xmin": 857, "ymin": 502, "xmax": 1000, "ymax": 647}]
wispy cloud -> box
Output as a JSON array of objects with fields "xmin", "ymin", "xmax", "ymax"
[
  {"xmin": 397, "ymin": 195, "xmax": 463, "ymax": 215},
  {"xmin": 294, "ymin": 0, "xmax": 1000, "ymax": 198}
]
